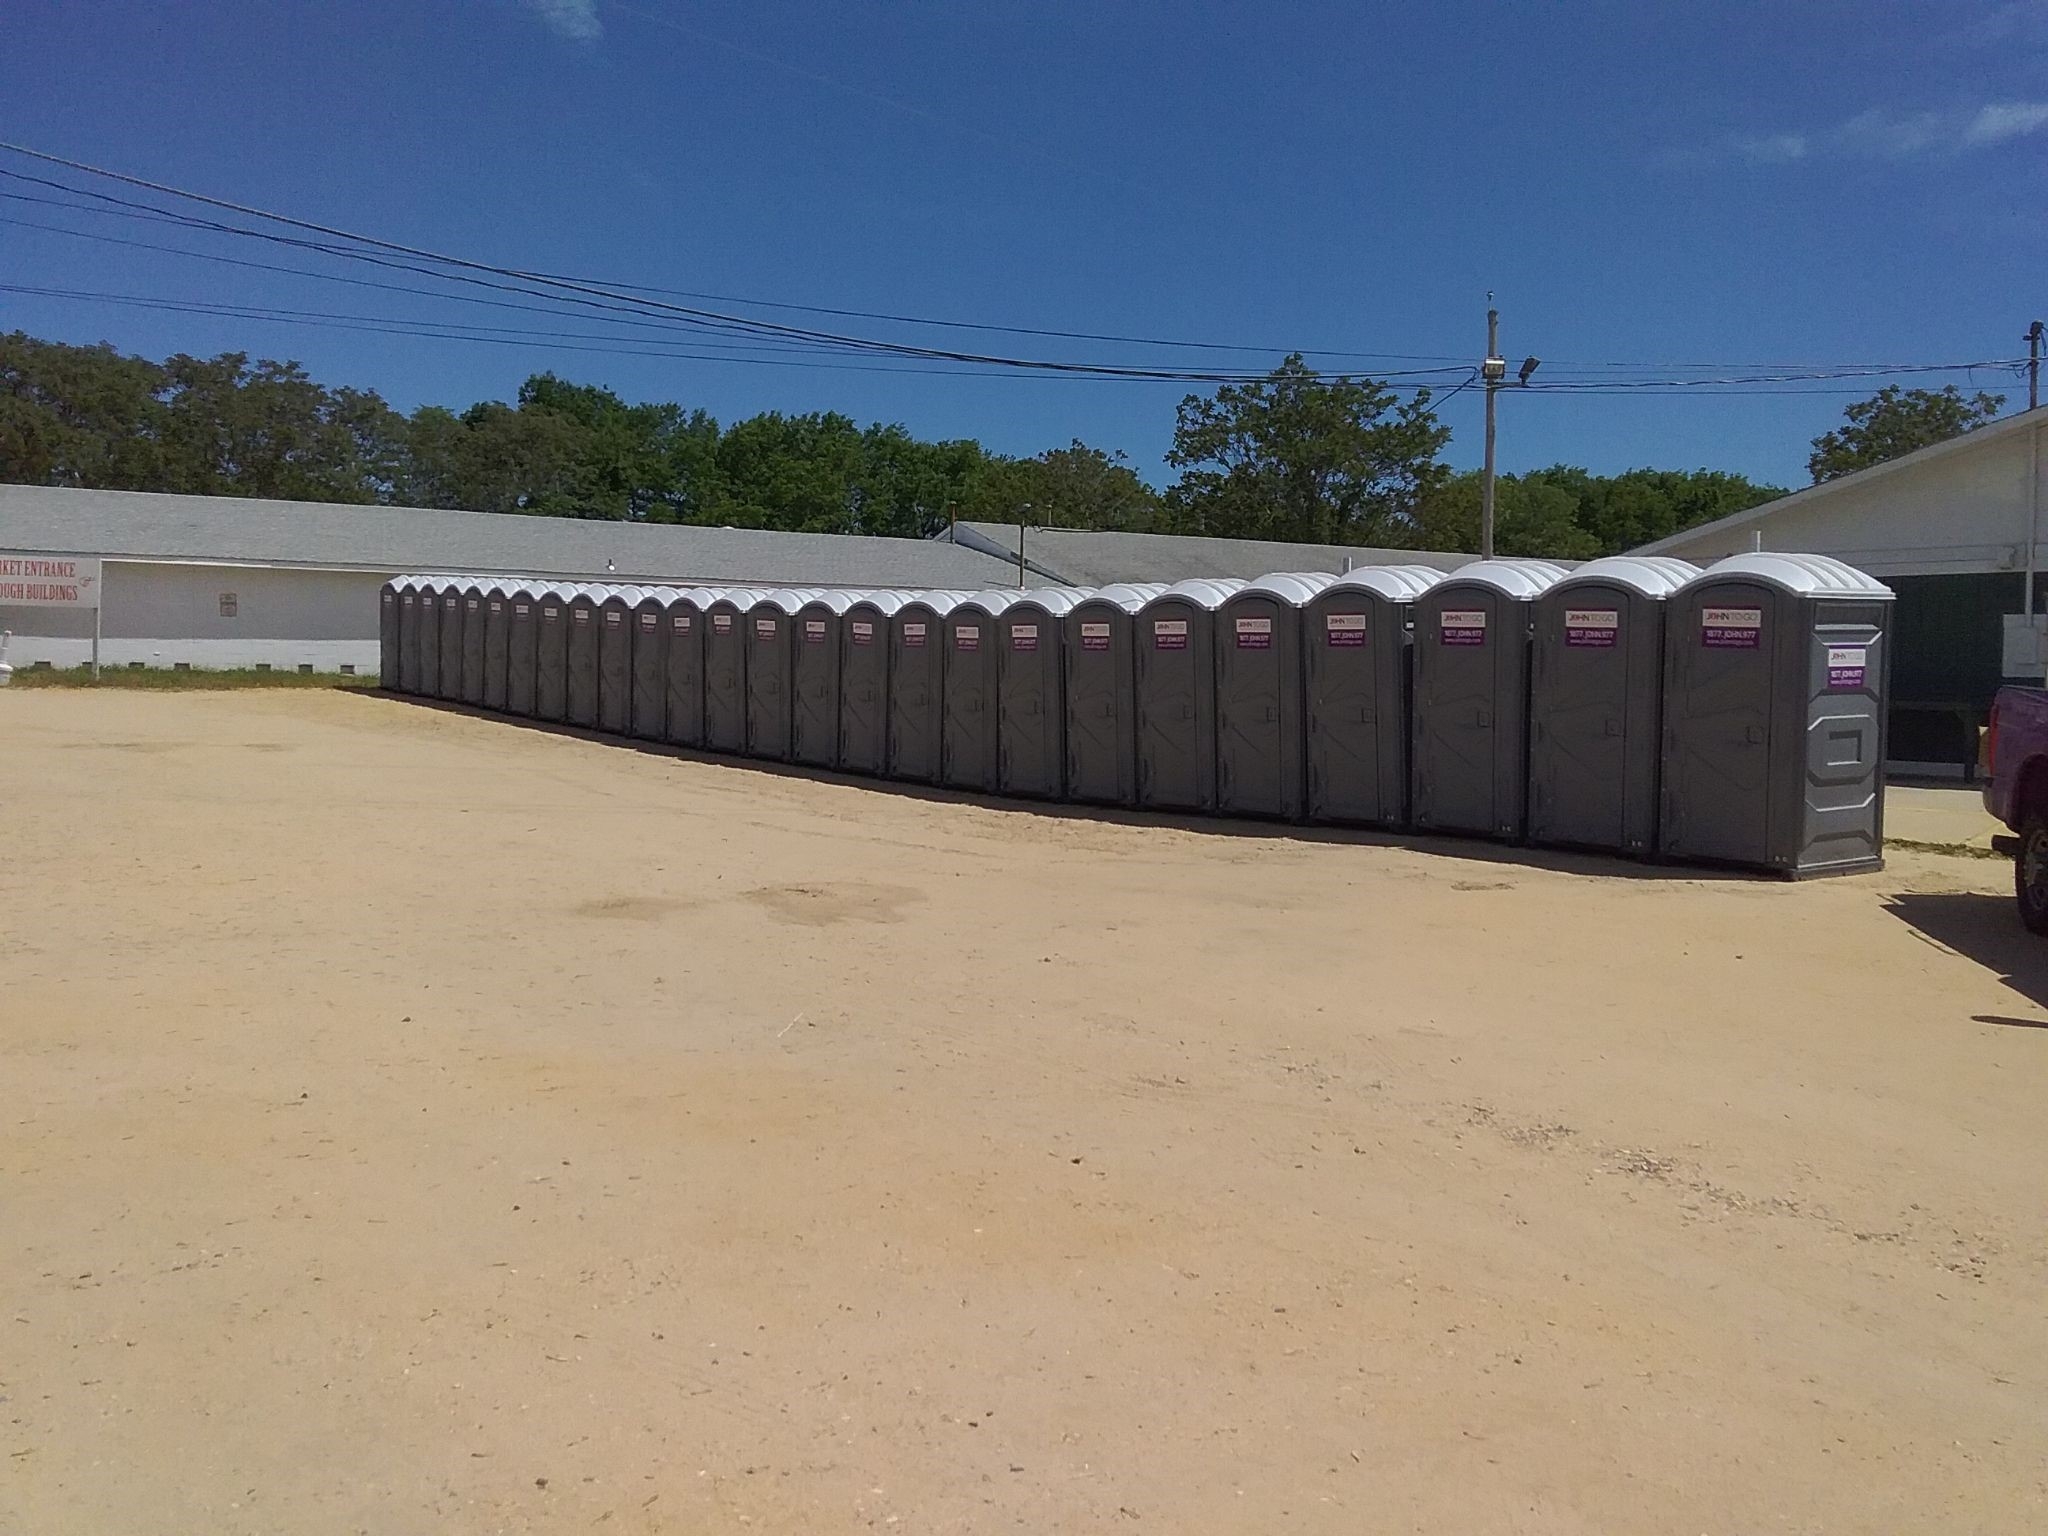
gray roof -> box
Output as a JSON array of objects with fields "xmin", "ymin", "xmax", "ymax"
[
  {"xmin": 0, "ymin": 484, "xmax": 1018, "ymax": 589},
  {"xmin": 937, "ymin": 520, "xmax": 1477, "ymax": 586}
]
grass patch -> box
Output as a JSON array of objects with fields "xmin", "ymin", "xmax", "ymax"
[
  {"xmin": 1885, "ymin": 836, "xmax": 2004, "ymax": 861},
  {"xmin": 6, "ymin": 664, "xmax": 380, "ymax": 692}
]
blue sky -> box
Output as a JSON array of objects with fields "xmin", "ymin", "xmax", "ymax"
[{"xmin": 4, "ymin": 0, "xmax": 2045, "ymax": 490}]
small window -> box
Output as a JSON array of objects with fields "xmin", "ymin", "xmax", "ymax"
[{"xmin": 219, "ymin": 592, "xmax": 238, "ymax": 618}]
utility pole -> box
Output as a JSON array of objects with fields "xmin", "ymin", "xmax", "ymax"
[
  {"xmin": 1481, "ymin": 301, "xmax": 1504, "ymax": 560},
  {"xmin": 2028, "ymin": 320, "xmax": 2044, "ymax": 411}
]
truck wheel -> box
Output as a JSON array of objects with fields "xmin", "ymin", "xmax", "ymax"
[{"xmin": 2018, "ymin": 809, "xmax": 2048, "ymax": 936}]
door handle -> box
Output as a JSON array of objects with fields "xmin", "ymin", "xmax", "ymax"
[
  {"xmin": 1605, "ymin": 719, "xmax": 1621, "ymax": 737},
  {"xmin": 1476, "ymin": 708, "xmax": 1493, "ymax": 728},
  {"xmin": 1745, "ymin": 725, "xmax": 1764, "ymax": 744}
]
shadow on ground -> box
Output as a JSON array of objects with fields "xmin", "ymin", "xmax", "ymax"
[
  {"xmin": 1883, "ymin": 889, "xmax": 2048, "ymax": 1019},
  {"xmin": 351, "ymin": 691, "xmax": 1766, "ymax": 885}
]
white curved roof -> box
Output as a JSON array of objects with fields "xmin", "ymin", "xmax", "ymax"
[
  {"xmin": 1235, "ymin": 571, "xmax": 1340, "ymax": 605},
  {"xmin": 958, "ymin": 588, "xmax": 1024, "ymax": 616},
  {"xmin": 603, "ymin": 584, "xmax": 648, "ymax": 606},
  {"xmin": 901, "ymin": 589, "xmax": 975, "ymax": 615},
  {"xmin": 1322, "ymin": 564, "xmax": 1449, "ymax": 601},
  {"xmin": 1148, "ymin": 577, "xmax": 1249, "ymax": 610},
  {"xmin": 1684, "ymin": 552, "xmax": 1894, "ymax": 599},
  {"xmin": 1432, "ymin": 559, "xmax": 1571, "ymax": 599},
  {"xmin": 704, "ymin": 587, "xmax": 768, "ymax": 610},
  {"xmin": 632, "ymin": 585, "xmax": 679, "ymax": 607},
  {"xmin": 797, "ymin": 590, "xmax": 862, "ymax": 615},
  {"xmin": 848, "ymin": 589, "xmax": 911, "ymax": 616},
  {"xmin": 1010, "ymin": 586, "xmax": 1088, "ymax": 616},
  {"xmin": 1552, "ymin": 556, "xmax": 1699, "ymax": 598},
  {"xmin": 1074, "ymin": 582, "xmax": 1170, "ymax": 612},
  {"xmin": 755, "ymin": 587, "xmax": 826, "ymax": 614}
]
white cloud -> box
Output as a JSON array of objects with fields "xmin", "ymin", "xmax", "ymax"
[
  {"xmin": 524, "ymin": 0, "xmax": 601, "ymax": 42},
  {"xmin": 1733, "ymin": 100, "xmax": 2048, "ymax": 162}
]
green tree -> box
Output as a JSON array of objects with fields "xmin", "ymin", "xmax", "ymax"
[
  {"xmin": 980, "ymin": 440, "xmax": 1165, "ymax": 532},
  {"xmin": 153, "ymin": 352, "xmax": 405, "ymax": 503},
  {"xmin": 1412, "ymin": 471, "xmax": 1601, "ymax": 558},
  {"xmin": 1808, "ymin": 384, "xmax": 2004, "ymax": 483},
  {"xmin": 0, "ymin": 331, "xmax": 168, "ymax": 489},
  {"xmin": 1165, "ymin": 355, "xmax": 1451, "ymax": 544}
]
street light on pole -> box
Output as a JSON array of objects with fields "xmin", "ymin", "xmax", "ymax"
[{"xmin": 1479, "ymin": 299, "xmax": 1539, "ymax": 560}]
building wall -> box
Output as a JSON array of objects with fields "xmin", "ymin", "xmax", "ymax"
[{"xmin": 0, "ymin": 561, "xmax": 385, "ymax": 673}]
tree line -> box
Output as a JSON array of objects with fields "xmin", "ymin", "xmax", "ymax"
[{"xmin": 1, "ymin": 328, "xmax": 2000, "ymax": 558}]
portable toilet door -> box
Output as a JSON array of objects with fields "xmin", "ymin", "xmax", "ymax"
[
  {"xmin": 792, "ymin": 591, "xmax": 859, "ymax": 768},
  {"xmin": 379, "ymin": 579, "xmax": 403, "ymax": 690},
  {"xmin": 1410, "ymin": 560, "xmax": 1569, "ymax": 839},
  {"xmin": 482, "ymin": 582, "xmax": 514, "ymax": 711},
  {"xmin": 703, "ymin": 589, "xmax": 765, "ymax": 753},
  {"xmin": 597, "ymin": 586, "xmax": 641, "ymax": 734},
  {"xmin": 397, "ymin": 579, "xmax": 424, "ymax": 693},
  {"xmin": 459, "ymin": 579, "xmax": 489, "ymax": 705},
  {"xmin": 533, "ymin": 584, "xmax": 572, "ymax": 722},
  {"xmin": 437, "ymin": 581, "xmax": 466, "ymax": 701},
  {"xmin": 840, "ymin": 591, "xmax": 907, "ymax": 776},
  {"xmin": 998, "ymin": 589, "xmax": 1086, "ymax": 800},
  {"xmin": 745, "ymin": 589, "xmax": 821, "ymax": 761},
  {"xmin": 1134, "ymin": 579, "xmax": 1245, "ymax": 812},
  {"xmin": 1302, "ymin": 566, "xmax": 1446, "ymax": 826},
  {"xmin": 666, "ymin": 589, "xmax": 726, "ymax": 749},
  {"xmin": 887, "ymin": 592, "xmax": 968, "ymax": 783},
  {"xmin": 1659, "ymin": 554, "xmax": 1892, "ymax": 876},
  {"xmin": 562, "ymin": 585, "xmax": 605, "ymax": 727},
  {"xmin": 1061, "ymin": 583, "xmax": 1167, "ymax": 806},
  {"xmin": 629, "ymin": 588, "xmax": 673, "ymax": 740},
  {"xmin": 943, "ymin": 591, "xmax": 1017, "ymax": 792},
  {"xmin": 1527, "ymin": 557, "xmax": 1698, "ymax": 855},
  {"xmin": 505, "ymin": 584, "xmax": 541, "ymax": 716},
  {"xmin": 1215, "ymin": 573, "xmax": 1337, "ymax": 820},
  {"xmin": 416, "ymin": 577, "xmax": 444, "ymax": 698}
]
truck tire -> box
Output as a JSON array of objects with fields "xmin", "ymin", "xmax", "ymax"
[{"xmin": 2018, "ymin": 807, "xmax": 2048, "ymax": 936}]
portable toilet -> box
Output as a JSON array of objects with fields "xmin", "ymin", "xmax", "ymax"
[
  {"xmin": 1062, "ymin": 583, "xmax": 1168, "ymax": 806},
  {"xmin": 703, "ymin": 589, "xmax": 767, "ymax": 752},
  {"xmin": 458, "ymin": 578, "xmax": 489, "ymax": 705},
  {"xmin": 629, "ymin": 587, "xmax": 674, "ymax": 740},
  {"xmin": 562, "ymin": 584, "xmax": 606, "ymax": 727},
  {"xmin": 1410, "ymin": 560, "xmax": 1570, "ymax": 840},
  {"xmin": 1659, "ymin": 554, "xmax": 1893, "ymax": 876},
  {"xmin": 505, "ymin": 583, "xmax": 542, "ymax": 716},
  {"xmin": 1526, "ymin": 557, "xmax": 1699, "ymax": 855},
  {"xmin": 943, "ymin": 591, "xmax": 1019, "ymax": 792},
  {"xmin": 1214, "ymin": 573, "xmax": 1339, "ymax": 820},
  {"xmin": 596, "ymin": 586, "xmax": 641, "ymax": 734},
  {"xmin": 997, "ymin": 588, "xmax": 1087, "ymax": 800},
  {"xmin": 887, "ymin": 591, "xmax": 970, "ymax": 783},
  {"xmin": 533, "ymin": 583, "xmax": 573, "ymax": 722},
  {"xmin": 436, "ymin": 579, "xmax": 466, "ymax": 701},
  {"xmin": 481, "ymin": 581, "xmax": 515, "ymax": 711},
  {"xmin": 744, "ymin": 589, "xmax": 822, "ymax": 761},
  {"xmin": 840, "ymin": 591, "xmax": 909, "ymax": 776},
  {"xmin": 666, "ymin": 588, "xmax": 727, "ymax": 748},
  {"xmin": 793, "ymin": 591, "xmax": 861, "ymax": 768},
  {"xmin": 1302, "ymin": 566, "xmax": 1447, "ymax": 826},
  {"xmin": 379, "ymin": 579, "xmax": 403, "ymax": 690},
  {"xmin": 1134, "ymin": 579, "xmax": 1246, "ymax": 812},
  {"xmin": 397, "ymin": 578, "xmax": 424, "ymax": 693},
  {"xmin": 416, "ymin": 576, "xmax": 444, "ymax": 698}
]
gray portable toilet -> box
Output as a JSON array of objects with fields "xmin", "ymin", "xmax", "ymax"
[
  {"xmin": 744, "ymin": 589, "xmax": 823, "ymax": 761},
  {"xmin": 1062, "ymin": 583, "xmax": 1168, "ymax": 806},
  {"xmin": 1527, "ymin": 556, "xmax": 1699, "ymax": 855},
  {"xmin": 666, "ymin": 588, "xmax": 727, "ymax": 748},
  {"xmin": 416, "ymin": 576, "xmax": 444, "ymax": 698},
  {"xmin": 997, "ymin": 588, "xmax": 1088, "ymax": 800},
  {"xmin": 840, "ymin": 591, "xmax": 908, "ymax": 776},
  {"xmin": 1303, "ymin": 565, "xmax": 1447, "ymax": 826},
  {"xmin": 436, "ymin": 580, "xmax": 465, "ymax": 701},
  {"xmin": 597, "ymin": 585, "xmax": 641, "ymax": 734},
  {"xmin": 887, "ymin": 591, "xmax": 970, "ymax": 783},
  {"xmin": 1410, "ymin": 560, "xmax": 1570, "ymax": 840},
  {"xmin": 629, "ymin": 587, "xmax": 674, "ymax": 740},
  {"xmin": 1660, "ymin": 554, "xmax": 1893, "ymax": 876},
  {"xmin": 1134, "ymin": 579, "xmax": 1245, "ymax": 812},
  {"xmin": 943, "ymin": 591, "xmax": 1019, "ymax": 792},
  {"xmin": 379, "ymin": 579, "xmax": 403, "ymax": 690},
  {"xmin": 703, "ymin": 588, "xmax": 767, "ymax": 753},
  {"xmin": 1214, "ymin": 573, "xmax": 1338, "ymax": 821},
  {"xmin": 793, "ymin": 591, "xmax": 860, "ymax": 768},
  {"xmin": 505, "ymin": 583, "xmax": 542, "ymax": 716},
  {"xmin": 482, "ymin": 581, "xmax": 515, "ymax": 711},
  {"xmin": 533, "ymin": 583, "xmax": 573, "ymax": 722},
  {"xmin": 397, "ymin": 577, "xmax": 424, "ymax": 693},
  {"xmin": 564, "ymin": 584, "xmax": 605, "ymax": 727},
  {"xmin": 459, "ymin": 578, "xmax": 489, "ymax": 705}
]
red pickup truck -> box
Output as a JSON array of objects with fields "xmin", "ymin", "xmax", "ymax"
[{"xmin": 1984, "ymin": 685, "xmax": 2048, "ymax": 931}]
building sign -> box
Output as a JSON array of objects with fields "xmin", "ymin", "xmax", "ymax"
[
  {"xmin": 1325, "ymin": 613, "xmax": 1367, "ymax": 647},
  {"xmin": 0, "ymin": 554, "xmax": 101, "ymax": 609},
  {"xmin": 1702, "ymin": 607, "xmax": 1762, "ymax": 649},
  {"xmin": 1827, "ymin": 646, "xmax": 1868, "ymax": 690},
  {"xmin": 1080, "ymin": 621, "xmax": 1111, "ymax": 651},
  {"xmin": 1564, "ymin": 608, "xmax": 1618, "ymax": 648},
  {"xmin": 1439, "ymin": 609, "xmax": 1487, "ymax": 646},
  {"xmin": 1235, "ymin": 615, "xmax": 1272, "ymax": 649}
]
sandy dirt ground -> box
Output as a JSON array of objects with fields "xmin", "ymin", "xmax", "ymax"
[{"xmin": 3, "ymin": 689, "xmax": 2045, "ymax": 1535}]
